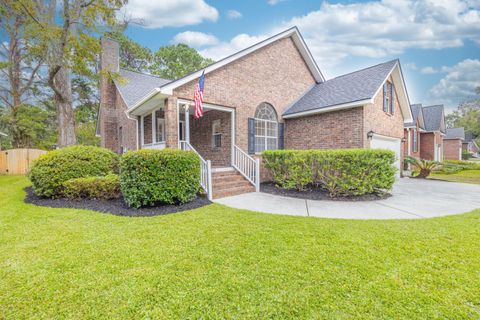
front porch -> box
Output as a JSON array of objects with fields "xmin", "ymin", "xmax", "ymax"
[
  {"xmin": 130, "ymin": 97, "xmax": 259, "ymax": 200},
  {"xmin": 138, "ymin": 99, "xmax": 234, "ymax": 167}
]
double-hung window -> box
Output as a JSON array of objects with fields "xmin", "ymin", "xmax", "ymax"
[
  {"xmin": 254, "ymin": 103, "xmax": 278, "ymax": 153},
  {"xmin": 412, "ymin": 128, "xmax": 418, "ymax": 152}
]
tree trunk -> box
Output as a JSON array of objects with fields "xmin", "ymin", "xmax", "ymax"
[
  {"xmin": 53, "ymin": 67, "xmax": 77, "ymax": 147},
  {"xmin": 417, "ymin": 169, "xmax": 431, "ymax": 178}
]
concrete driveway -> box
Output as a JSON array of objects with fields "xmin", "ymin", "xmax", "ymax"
[{"xmin": 214, "ymin": 178, "xmax": 480, "ymax": 219}]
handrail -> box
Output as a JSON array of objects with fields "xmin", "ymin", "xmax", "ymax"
[
  {"xmin": 179, "ymin": 140, "xmax": 212, "ymax": 200},
  {"xmin": 233, "ymin": 145, "xmax": 260, "ymax": 192}
]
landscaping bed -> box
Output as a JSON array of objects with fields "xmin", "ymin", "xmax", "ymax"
[
  {"xmin": 24, "ymin": 186, "xmax": 211, "ymax": 217},
  {"xmin": 261, "ymin": 182, "xmax": 390, "ymax": 201}
]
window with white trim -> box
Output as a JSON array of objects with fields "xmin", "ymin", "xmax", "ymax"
[
  {"xmin": 412, "ymin": 128, "xmax": 418, "ymax": 152},
  {"xmin": 156, "ymin": 117, "xmax": 165, "ymax": 143},
  {"xmin": 254, "ymin": 103, "xmax": 278, "ymax": 153},
  {"xmin": 212, "ymin": 119, "xmax": 221, "ymax": 148}
]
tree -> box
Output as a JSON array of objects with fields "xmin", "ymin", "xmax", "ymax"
[
  {"xmin": 18, "ymin": 0, "xmax": 126, "ymax": 147},
  {"xmin": 448, "ymin": 86, "xmax": 480, "ymax": 144},
  {"xmin": 106, "ymin": 31, "xmax": 153, "ymax": 73},
  {"xmin": 151, "ymin": 44, "xmax": 214, "ymax": 80},
  {"xmin": 0, "ymin": 0, "xmax": 44, "ymax": 147}
]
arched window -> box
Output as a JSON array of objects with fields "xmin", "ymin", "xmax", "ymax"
[{"xmin": 254, "ymin": 103, "xmax": 278, "ymax": 153}]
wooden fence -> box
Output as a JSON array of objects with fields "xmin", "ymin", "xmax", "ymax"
[{"xmin": 0, "ymin": 149, "xmax": 47, "ymax": 175}]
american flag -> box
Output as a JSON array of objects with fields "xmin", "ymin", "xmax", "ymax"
[{"xmin": 194, "ymin": 70, "xmax": 205, "ymax": 118}]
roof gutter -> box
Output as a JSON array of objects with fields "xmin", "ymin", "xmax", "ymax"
[{"xmin": 282, "ymin": 99, "xmax": 371, "ymax": 119}]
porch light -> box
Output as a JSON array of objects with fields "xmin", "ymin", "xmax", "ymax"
[
  {"xmin": 401, "ymin": 138, "xmax": 406, "ymax": 143},
  {"xmin": 367, "ymin": 131, "xmax": 374, "ymax": 140}
]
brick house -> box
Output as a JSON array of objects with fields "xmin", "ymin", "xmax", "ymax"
[
  {"xmin": 443, "ymin": 127, "xmax": 465, "ymax": 160},
  {"xmin": 463, "ymin": 132, "xmax": 479, "ymax": 158},
  {"xmin": 97, "ymin": 27, "xmax": 413, "ymax": 199},
  {"xmin": 404, "ymin": 103, "xmax": 451, "ymax": 162}
]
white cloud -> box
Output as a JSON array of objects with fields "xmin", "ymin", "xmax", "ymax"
[
  {"xmin": 121, "ymin": 0, "xmax": 218, "ymax": 29},
  {"xmin": 199, "ymin": 34, "xmax": 268, "ymax": 60},
  {"xmin": 197, "ymin": 0, "xmax": 480, "ymax": 76},
  {"xmin": 420, "ymin": 66, "xmax": 438, "ymax": 74},
  {"xmin": 429, "ymin": 59, "xmax": 480, "ymax": 108},
  {"xmin": 227, "ymin": 10, "xmax": 242, "ymax": 19},
  {"xmin": 172, "ymin": 31, "xmax": 219, "ymax": 47},
  {"xmin": 268, "ymin": 0, "xmax": 286, "ymax": 5}
]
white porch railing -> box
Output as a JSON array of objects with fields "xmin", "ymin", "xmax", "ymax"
[
  {"xmin": 233, "ymin": 145, "xmax": 260, "ymax": 192},
  {"xmin": 142, "ymin": 142, "xmax": 166, "ymax": 150},
  {"xmin": 179, "ymin": 141, "xmax": 212, "ymax": 201}
]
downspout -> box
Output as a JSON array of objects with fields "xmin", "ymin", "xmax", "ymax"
[{"xmin": 124, "ymin": 109, "xmax": 140, "ymax": 150}]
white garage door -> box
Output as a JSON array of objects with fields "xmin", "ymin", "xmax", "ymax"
[{"xmin": 370, "ymin": 135, "xmax": 401, "ymax": 177}]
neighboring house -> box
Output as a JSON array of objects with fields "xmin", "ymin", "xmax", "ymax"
[
  {"xmin": 97, "ymin": 27, "xmax": 412, "ymax": 199},
  {"xmin": 463, "ymin": 132, "xmax": 479, "ymax": 158},
  {"xmin": 404, "ymin": 103, "xmax": 425, "ymax": 159},
  {"xmin": 419, "ymin": 105, "xmax": 446, "ymax": 161},
  {"xmin": 443, "ymin": 127, "xmax": 465, "ymax": 160}
]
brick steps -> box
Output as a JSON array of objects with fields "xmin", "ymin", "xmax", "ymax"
[{"xmin": 212, "ymin": 170, "xmax": 255, "ymax": 199}]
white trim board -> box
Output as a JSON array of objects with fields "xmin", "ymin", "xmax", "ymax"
[{"xmin": 282, "ymin": 99, "xmax": 371, "ymax": 119}]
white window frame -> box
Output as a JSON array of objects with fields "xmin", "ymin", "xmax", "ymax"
[
  {"xmin": 212, "ymin": 119, "xmax": 221, "ymax": 148},
  {"xmin": 412, "ymin": 128, "xmax": 418, "ymax": 152},
  {"xmin": 254, "ymin": 103, "xmax": 278, "ymax": 154},
  {"xmin": 156, "ymin": 118, "xmax": 165, "ymax": 143}
]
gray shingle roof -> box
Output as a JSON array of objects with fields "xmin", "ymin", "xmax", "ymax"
[
  {"xmin": 445, "ymin": 127, "xmax": 465, "ymax": 140},
  {"xmin": 464, "ymin": 132, "xmax": 476, "ymax": 142},
  {"xmin": 422, "ymin": 105, "xmax": 445, "ymax": 132},
  {"xmin": 114, "ymin": 69, "xmax": 170, "ymax": 108},
  {"xmin": 283, "ymin": 59, "xmax": 398, "ymax": 116},
  {"xmin": 405, "ymin": 103, "xmax": 423, "ymax": 127}
]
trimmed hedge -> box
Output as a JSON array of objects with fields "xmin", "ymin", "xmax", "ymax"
[
  {"xmin": 29, "ymin": 146, "xmax": 119, "ymax": 198},
  {"xmin": 120, "ymin": 149, "xmax": 201, "ymax": 208},
  {"xmin": 63, "ymin": 174, "xmax": 121, "ymax": 200},
  {"xmin": 263, "ymin": 149, "xmax": 396, "ymax": 197}
]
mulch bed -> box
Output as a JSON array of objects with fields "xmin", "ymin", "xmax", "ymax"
[
  {"xmin": 260, "ymin": 182, "xmax": 390, "ymax": 201},
  {"xmin": 24, "ymin": 187, "xmax": 211, "ymax": 217}
]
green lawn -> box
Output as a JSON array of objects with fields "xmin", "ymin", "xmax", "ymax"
[
  {"xmin": 430, "ymin": 169, "xmax": 480, "ymax": 184},
  {"xmin": 1, "ymin": 176, "xmax": 480, "ymax": 319}
]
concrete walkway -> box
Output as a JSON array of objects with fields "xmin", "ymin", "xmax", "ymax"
[{"xmin": 214, "ymin": 178, "xmax": 480, "ymax": 219}]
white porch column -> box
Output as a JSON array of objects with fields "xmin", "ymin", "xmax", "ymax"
[
  {"xmin": 407, "ymin": 128, "xmax": 411, "ymax": 156},
  {"xmin": 185, "ymin": 104, "xmax": 190, "ymax": 143}
]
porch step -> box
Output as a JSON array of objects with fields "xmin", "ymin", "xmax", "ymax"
[{"xmin": 212, "ymin": 170, "xmax": 255, "ymax": 199}]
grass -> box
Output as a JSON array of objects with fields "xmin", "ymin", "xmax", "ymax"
[
  {"xmin": 430, "ymin": 169, "xmax": 480, "ymax": 184},
  {"xmin": 1, "ymin": 176, "xmax": 480, "ymax": 319}
]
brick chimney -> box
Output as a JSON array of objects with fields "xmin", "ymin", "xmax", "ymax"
[{"xmin": 99, "ymin": 38, "xmax": 120, "ymax": 151}]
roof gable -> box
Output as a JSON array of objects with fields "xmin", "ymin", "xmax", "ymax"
[
  {"xmin": 157, "ymin": 27, "xmax": 324, "ymax": 95},
  {"xmin": 283, "ymin": 59, "xmax": 413, "ymax": 122},
  {"xmin": 422, "ymin": 105, "xmax": 446, "ymax": 133}
]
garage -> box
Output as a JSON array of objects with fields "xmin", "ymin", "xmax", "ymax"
[{"xmin": 370, "ymin": 134, "xmax": 402, "ymax": 177}]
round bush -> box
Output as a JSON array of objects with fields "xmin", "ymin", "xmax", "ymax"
[
  {"xmin": 29, "ymin": 146, "xmax": 119, "ymax": 198},
  {"xmin": 120, "ymin": 149, "xmax": 201, "ymax": 208}
]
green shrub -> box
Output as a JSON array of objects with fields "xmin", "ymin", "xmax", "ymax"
[
  {"xmin": 63, "ymin": 174, "xmax": 121, "ymax": 200},
  {"xmin": 120, "ymin": 149, "xmax": 201, "ymax": 208},
  {"xmin": 29, "ymin": 146, "xmax": 119, "ymax": 198},
  {"xmin": 434, "ymin": 160, "xmax": 480, "ymax": 174},
  {"xmin": 263, "ymin": 149, "xmax": 396, "ymax": 197}
]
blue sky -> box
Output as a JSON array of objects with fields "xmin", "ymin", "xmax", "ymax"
[{"xmin": 121, "ymin": 0, "xmax": 480, "ymax": 112}]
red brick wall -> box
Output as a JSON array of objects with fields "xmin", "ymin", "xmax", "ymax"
[
  {"xmin": 284, "ymin": 107, "xmax": 364, "ymax": 149},
  {"xmin": 444, "ymin": 139, "xmax": 462, "ymax": 160},
  {"xmin": 173, "ymin": 37, "xmax": 316, "ymax": 153},
  {"xmin": 363, "ymin": 78, "xmax": 405, "ymax": 148},
  {"xmin": 190, "ymin": 110, "xmax": 232, "ymax": 167},
  {"xmin": 420, "ymin": 132, "xmax": 443, "ymax": 160}
]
